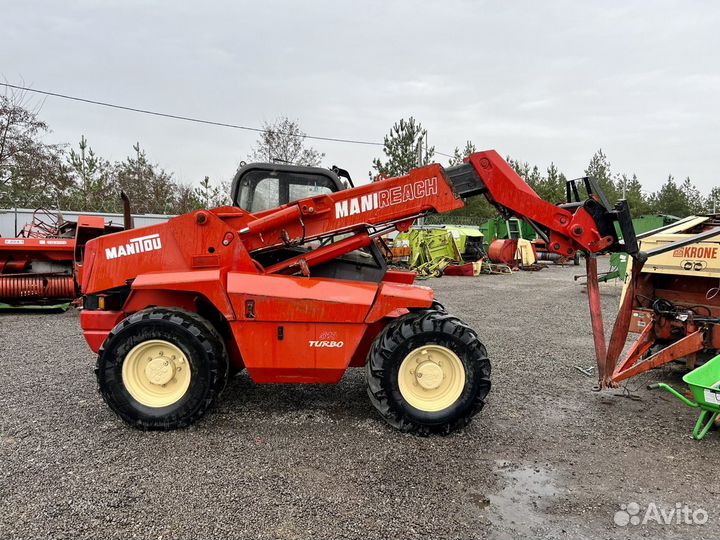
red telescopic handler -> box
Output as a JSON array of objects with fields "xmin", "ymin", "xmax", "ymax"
[{"xmin": 77, "ymin": 151, "xmax": 656, "ymax": 434}]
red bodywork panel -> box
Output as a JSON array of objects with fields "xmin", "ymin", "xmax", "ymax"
[
  {"xmin": 80, "ymin": 210, "xmax": 257, "ymax": 296},
  {"xmin": 382, "ymin": 270, "xmax": 417, "ymax": 284},
  {"xmin": 226, "ymin": 273, "xmax": 378, "ymax": 322},
  {"xmin": 1, "ymin": 237, "xmax": 75, "ymax": 265},
  {"xmin": 80, "ymin": 274, "xmax": 432, "ymax": 380},
  {"xmin": 81, "ymin": 310, "xmax": 125, "ymax": 352},
  {"xmin": 227, "ymin": 276, "xmax": 432, "ymax": 382}
]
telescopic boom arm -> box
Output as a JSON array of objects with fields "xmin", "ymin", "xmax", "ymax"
[{"xmin": 240, "ymin": 150, "xmax": 639, "ymax": 266}]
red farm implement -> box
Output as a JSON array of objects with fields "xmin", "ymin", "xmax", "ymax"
[{"xmin": 0, "ymin": 209, "xmax": 121, "ymax": 306}]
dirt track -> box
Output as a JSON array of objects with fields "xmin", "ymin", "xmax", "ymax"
[{"xmin": 1, "ymin": 259, "xmax": 718, "ymax": 539}]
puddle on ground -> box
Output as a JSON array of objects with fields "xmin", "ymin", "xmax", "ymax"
[{"xmin": 469, "ymin": 460, "xmax": 565, "ymax": 539}]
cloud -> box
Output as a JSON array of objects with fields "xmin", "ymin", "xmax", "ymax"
[{"xmin": 1, "ymin": 0, "xmax": 718, "ymax": 191}]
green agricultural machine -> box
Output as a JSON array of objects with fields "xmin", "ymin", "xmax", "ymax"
[
  {"xmin": 392, "ymin": 225, "xmax": 484, "ymax": 277},
  {"xmin": 479, "ymin": 217, "xmax": 536, "ymax": 251}
]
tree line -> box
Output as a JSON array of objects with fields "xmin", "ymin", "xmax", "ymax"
[
  {"xmin": 0, "ymin": 90, "xmax": 225, "ymax": 214},
  {"xmin": 371, "ymin": 117, "xmax": 719, "ymax": 221},
  {"xmin": 1, "ymin": 89, "xmax": 716, "ymax": 222},
  {"xmin": 0, "ymin": 91, "xmax": 323, "ymax": 215}
]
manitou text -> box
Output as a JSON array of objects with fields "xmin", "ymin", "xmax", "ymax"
[{"xmin": 105, "ymin": 233, "xmax": 162, "ymax": 260}]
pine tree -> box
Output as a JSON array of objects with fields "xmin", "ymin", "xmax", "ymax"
[
  {"xmin": 114, "ymin": 143, "xmax": 177, "ymax": 214},
  {"xmin": 448, "ymin": 141, "xmax": 477, "ymax": 166},
  {"xmin": 680, "ymin": 176, "xmax": 704, "ymax": 214},
  {"xmin": 194, "ymin": 176, "xmax": 220, "ymax": 209},
  {"xmin": 442, "ymin": 140, "xmax": 494, "ymax": 222},
  {"xmin": 371, "ymin": 117, "xmax": 434, "ymax": 179},
  {"xmin": 619, "ymin": 173, "xmax": 652, "ymax": 216},
  {"xmin": 174, "ymin": 184, "xmax": 202, "ymax": 214},
  {"xmin": 506, "ymin": 158, "xmax": 566, "ymax": 204},
  {"xmin": 67, "ymin": 136, "xmax": 115, "ymax": 212},
  {"xmin": 705, "ymin": 187, "xmax": 720, "ymax": 213},
  {"xmin": 507, "ymin": 157, "xmax": 531, "ymax": 181},
  {"xmin": 585, "ymin": 149, "xmax": 619, "ymax": 204},
  {"xmin": 544, "ymin": 162, "xmax": 567, "ymax": 204},
  {"xmin": 649, "ymin": 175, "xmax": 689, "ymax": 217}
]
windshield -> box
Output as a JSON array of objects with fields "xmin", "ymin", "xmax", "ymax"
[{"xmin": 236, "ymin": 170, "xmax": 338, "ymax": 213}]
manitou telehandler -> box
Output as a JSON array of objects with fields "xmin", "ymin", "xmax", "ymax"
[{"xmin": 78, "ymin": 151, "xmax": 649, "ymax": 434}]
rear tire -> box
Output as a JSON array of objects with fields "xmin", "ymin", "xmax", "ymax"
[
  {"xmin": 95, "ymin": 308, "xmax": 229, "ymax": 430},
  {"xmin": 366, "ymin": 310, "xmax": 491, "ymax": 435}
]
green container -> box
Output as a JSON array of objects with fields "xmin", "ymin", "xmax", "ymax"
[
  {"xmin": 683, "ymin": 358, "xmax": 720, "ymax": 410},
  {"xmin": 613, "ymin": 214, "xmax": 679, "ymax": 240},
  {"xmin": 657, "ymin": 354, "xmax": 720, "ymax": 440},
  {"xmin": 599, "ymin": 215, "xmax": 680, "ymax": 282},
  {"xmin": 480, "ymin": 217, "xmax": 536, "ymax": 250}
]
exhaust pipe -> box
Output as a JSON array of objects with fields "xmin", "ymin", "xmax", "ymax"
[{"xmin": 121, "ymin": 191, "xmax": 134, "ymax": 230}]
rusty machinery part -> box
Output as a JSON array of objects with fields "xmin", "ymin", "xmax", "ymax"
[
  {"xmin": 535, "ymin": 251, "xmax": 580, "ymax": 265},
  {"xmin": 1, "ymin": 212, "xmax": 121, "ymax": 306},
  {"xmin": 95, "ymin": 308, "xmax": 229, "ymax": 430},
  {"xmin": 533, "ymin": 238, "xmax": 580, "ymax": 265},
  {"xmin": 0, "ymin": 275, "xmax": 75, "ymax": 301},
  {"xmin": 1, "ymin": 260, "xmax": 30, "ymax": 273},
  {"xmin": 366, "ymin": 310, "xmax": 491, "ymax": 435},
  {"xmin": 17, "ymin": 208, "xmax": 64, "ymax": 238},
  {"xmin": 605, "ymin": 219, "xmax": 720, "ymax": 386},
  {"xmin": 487, "ymin": 239, "xmax": 518, "ymax": 265},
  {"xmin": 612, "ymin": 297, "xmax": 719, "ymax": 384},
  {"xmin": 596, "ymin": 225, "xmax": 720, "ymax": 388}
]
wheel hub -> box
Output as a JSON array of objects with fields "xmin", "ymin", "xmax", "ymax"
[
  {"xmin": 145, "ymin": 357, "xmax": 175, "ymax": 385},
  {"xmin": 397, "ymin": 345, "xmax": 466, "ymax": 412},
  {"xmin": 122, "ymin": 340, "xmax": 191, "ymax": 408},
  {"xmin": 415, "ymin": 361, "xmax": 444, "ymax": 389}
]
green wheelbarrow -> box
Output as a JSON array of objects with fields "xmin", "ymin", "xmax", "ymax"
[{"xmin": 650, "ymin": 354, "xmax": 720, "ymax": 440}]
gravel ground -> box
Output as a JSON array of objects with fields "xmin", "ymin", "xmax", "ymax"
[{"xmin": 1, "ymin": 258, "xmax": 719, "ymax": 539}]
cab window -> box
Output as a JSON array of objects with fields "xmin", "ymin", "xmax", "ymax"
[{"xmin": 236, "ymin": 170, "xmax": 337, "ymax": 213}]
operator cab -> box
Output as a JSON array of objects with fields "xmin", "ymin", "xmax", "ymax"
[{"xmin": 231, "ymin": 163, "xmax": 347, "ymax": 213}]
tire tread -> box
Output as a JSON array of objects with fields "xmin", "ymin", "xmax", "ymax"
[
  {"xmin": 95, "ymin": 307, "xmax": 229, "ymax": 431},
  {"xmin": 366, "ymin": 309, "xmax": 491, "ymax": 435}
]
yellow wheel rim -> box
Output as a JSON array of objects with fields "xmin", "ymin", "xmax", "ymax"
[
  {"xmin": 122, "ymin": 340, "xmax": 192, "ymax": 408},
  {"xmin": 398, "ymin": 345, "xmax": 466, "ymax": 412}
]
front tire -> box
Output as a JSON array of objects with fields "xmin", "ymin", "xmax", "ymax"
[
  {"xmin": 95, "ymin": 308, "xmax": 229, "ymax": 430},
  {"xmin": 366, "ymin": 310, "xmax": 491, "ymax": 435}
]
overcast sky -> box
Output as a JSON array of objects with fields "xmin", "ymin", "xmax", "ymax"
[{"xmin": 2, "ymin": 0, "xmax": 719, "ymax": 193}]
